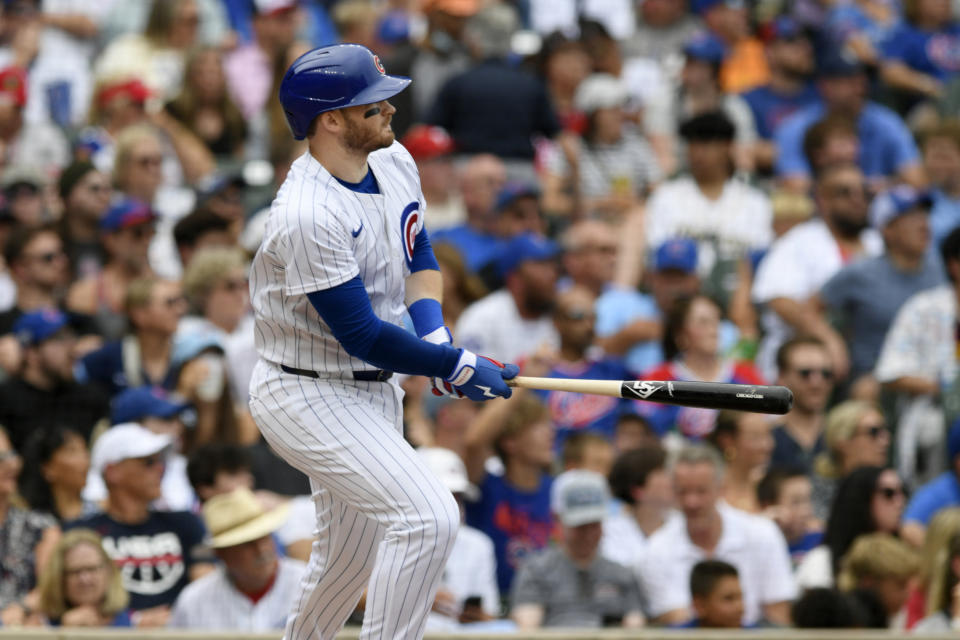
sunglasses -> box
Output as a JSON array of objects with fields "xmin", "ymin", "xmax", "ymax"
[
  {"xmin": 857, "ymin": 424, "xmax": 887, "ymax": 440},
  {"xmin": 876, "ymin": 486, "xmax": 905, "ymax": 500},
  {"xmin": 795, "ymin": 367, "xmax": 834, "ymax": 381},
  {"xmin": 65, "ymin": 563, "xmax": 106, "ymax": 578}
]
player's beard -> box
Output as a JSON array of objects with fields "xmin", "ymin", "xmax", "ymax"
[{"xmin": 343, "ymin": 114, "xmax": 395, "ymax": 154}]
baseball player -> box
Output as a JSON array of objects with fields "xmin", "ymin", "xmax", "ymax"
[{"xmin": 247, "ymin": 44, "xmax": 519, "ymax": 640}]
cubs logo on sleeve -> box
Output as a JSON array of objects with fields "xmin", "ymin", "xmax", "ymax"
[{"xmin": 400, "ymin": 201, "xmax": 421, "ymax": 269}]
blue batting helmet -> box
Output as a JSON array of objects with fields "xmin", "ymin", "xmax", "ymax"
[{"xmin": 279, "ymin": 44, "xmax": 411, "ymax": 140}]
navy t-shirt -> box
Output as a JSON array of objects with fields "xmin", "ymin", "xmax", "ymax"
[
  {"xmin": 65, "ymin": 511, "xmax": 212, "ymax": 611},
  {"xmin": 76, "ymin": 340, "xmax": 180, "ymax": 397},
  {"xmin": 464, "ymin": 472, "xmax": 555, "ymax": 594}
]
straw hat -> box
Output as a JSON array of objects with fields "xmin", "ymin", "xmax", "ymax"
[{"xmin": 203, "ymin": 488, "xmax": 291, "ymax": 549}]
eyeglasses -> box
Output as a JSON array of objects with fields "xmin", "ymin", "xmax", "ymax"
[
  {"xmin": 795, "ymin": 367, "xmax": 834, "ymax": 381},
  {"xmin": 24, "ymin": 250, "xmax": 65, "ymax": 264},
  {"xmin": 857, "ymin": 424, "xmax": 887, "ymax": 440},
  {"xmin": 64, "ymin": 563, "xmax": 106, "ymax": 578},
  {"xmin": 134, "ymin": 154, "xmax": 163, "ymax": 169},
  {"xmin": 876, "ymin": 486, "xmax": 905, "ymax": 500}
]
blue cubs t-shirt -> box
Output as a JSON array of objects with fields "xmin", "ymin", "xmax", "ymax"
[
  {"xmin": 465, "ymin": 472, "xmax": 555, "ymax": 594},
  {"xmin": 881, "ymin": 21, "xmax": 960, "ymax": 81},
  {"xmin": 65, "ymin": 511, "xmax": 212, "ymax": 611},
  {"xmin": 740, "ymin": 83, "xmax": 820, "ymax": 140},
  {"xmin": 534, "ymin": 358, "xmax": 632, "ymax": 452},
  {"xmin": 903, "ymin": 471, "xmax": 960, "ymax": 526},
  {"xmin": 431, "ymin": 225, "xmax": 504, "ymax": 273}
]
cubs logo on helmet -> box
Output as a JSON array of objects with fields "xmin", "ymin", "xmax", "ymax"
[{"xmin": 374, "ymin": 54, "xmax": 386, "ymax": 75}]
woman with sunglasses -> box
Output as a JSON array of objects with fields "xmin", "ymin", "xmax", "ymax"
[
  {"xmin": 796, "ymin": 465, "xmax": 906, "ymax": 589},
  {"xmin": 811, "ymin": 400, "xmax": 891, "ymax": 520},
  {"xmin": 636, "ymin": 294, "xmax": 766, "ymax": 439},
  {"xmin": 0, "ymin": 426, "xmax": 61, "ymax": 626},
  {"xmin": 36, "ymin": 529, "xmax": 131, "ymax": 627}
]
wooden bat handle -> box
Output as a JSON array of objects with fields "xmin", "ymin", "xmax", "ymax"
[{"xmin": 506, "ymin": 376, "xmax": 622, "ymax": 397}]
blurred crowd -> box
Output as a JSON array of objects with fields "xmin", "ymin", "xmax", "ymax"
[{"xmin": 0, "ymin": 0, "xmax": 959, "ymax": 634}]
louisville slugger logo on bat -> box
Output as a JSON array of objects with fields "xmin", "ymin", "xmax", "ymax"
[{"xmin": 625, "ymin": 381, "xmax": 665, "ymax": 400}]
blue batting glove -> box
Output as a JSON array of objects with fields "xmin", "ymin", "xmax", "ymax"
[{"xmin": 445, "ymin": 349, "xmax": 519, "ymax": 401}]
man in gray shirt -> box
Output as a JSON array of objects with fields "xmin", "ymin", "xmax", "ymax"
[{"xmin": 510, "ymin": 470, "xmax": 645, "ymax": 629}]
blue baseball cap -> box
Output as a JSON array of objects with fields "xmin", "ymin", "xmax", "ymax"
[
  {"xmin": 692, "ymin": 0, "xmax": 744, "ymax": 14},
  {"xmin": 111, "ymin": 386, "xmax": 190, "ymax": 425},
  {"xmin": 869, "ymin": 185, "xmax": 932, "ymax": 229},
  {"xmin": 683, "ymin": 32, "xmax": 728, "ymax": 64},
  {"xmin": 499, "ymin": 232, "xmax": 559, "ymax": 277},
  {"xmin": 12, "ymin": 308, "xmax": 69, "ymax": 346},
  {"xmin": 100, "ymin": 197, "xmax": 157, "ymax": 233},
  {"xmin": 818, "ymin": 52, "xmax": 864, "ymax": 77},
  {"xmin": 764, "ymin": 15, "xmax": 804, "ymax": 42},
  {"xmin": 654, "ymin": 238, "xmax": 698, "ymax": 273},
  {"xmin": 495, "ymin": 181, "xmax": 541, "ymax": 212}
]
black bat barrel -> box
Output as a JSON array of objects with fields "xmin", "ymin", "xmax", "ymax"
[{"xmin": 620, "ymin": 380, "xmax": 794, "ymax": 415}]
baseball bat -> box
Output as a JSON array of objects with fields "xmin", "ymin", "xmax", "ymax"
[{"xmin": 507, "ymin": 377, "xmax": 794, "ymax": 415}]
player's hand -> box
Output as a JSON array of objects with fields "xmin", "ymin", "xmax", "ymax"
[
  {"xmin": 423, "ymin": 326, "xmax": 463, "ymax": 398},
  {"xmin": 445, "ymin": 349, "xmax": 519, "ymax": 401}
]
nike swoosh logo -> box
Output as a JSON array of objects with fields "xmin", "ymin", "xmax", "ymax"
[{"xmin": 351, "ymin": 223, "xmax": 363, "ymax": 238}]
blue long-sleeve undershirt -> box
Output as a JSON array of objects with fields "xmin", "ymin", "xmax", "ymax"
[{"xmin": 307, "ymin": 277, "xmax": 460, "ymax": 377}]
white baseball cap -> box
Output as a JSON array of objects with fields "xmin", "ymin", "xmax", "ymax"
[
  {"xmin": 91, "ymin": 422, "xmax": 173, "ymax": 476},
  {"xmin": 551, "ymin": 469, "xmax": 610, "ymax": 527},
  {"xmin": 418, "ymin": 447, "xmax": 478, "ymax": 500},
  {"xmin": 574, "ymin": 74, "xmax": 628, "ymax": 114}
]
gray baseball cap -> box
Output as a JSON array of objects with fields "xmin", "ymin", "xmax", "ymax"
[{"xmin": 551, "ymin": 469, "xmax": 610, "ymax": 527}]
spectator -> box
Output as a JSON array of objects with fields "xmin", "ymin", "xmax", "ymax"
[
  {"xmin": 543, "ymin": 73, "xmax": 661, "ymax": 219},
  {"xmin": 431, "ymin": 153, "xmax": 507, "ymax": 273},
  {"xmin": 428, "ymin": 3, "xmax": 560, "ymax": 165},
  {"xmin": 637, "ymin": 294, "xmax": 765, "ymax": 439},
  {"xmin": 417, "ymin": 447, "xmax": 500, "ymax": 628},
  {"xmin": 491, "ymin": 182, "xmax": 547, "ymax": 249},
  {"xmin": 57, "ymin": 162, "xmax": 112, "ymax": 281},
  {"xmin": 879, "ymin": 0, "xmax": 960, "ymax": 110},
  {"xmin": 645, "ymin": 112, "xmax": 772, "ymax": 310},
  {"xmin": 621, "ymin": 0, "xmax": 704, "ymax": 64},
  {"xmin": 741, "ymin": 17, "xmax": 819, "ymax": 171},
  {"xmin": 463, "ymin": 393, "xmax": 555, "ymax": 595},
  {"xmin": 561, "ymin": 431, "xmax": 615, "ymax": 476},
  {"xmin": 400, "ymin": 125, "xmax": 464, "ymax": 230},
  {"xmin": 172, "ymin": 207, "xmax": 235, "ymax": 271},
  {"xmin": 757, "ymin": 467, "xmax": 823, "ymax": 568},
  {"xmin": 825, "ymin": 0, "xmax": 898, "ymax": 68},
  {"xmin": 602, "ymin": 445, "xmax": 675, "ymax": 572},
  {"xmin": 818, "ymin": 185, "xmax": 945, "ymax": 396},
  {"xmin": 168, "ymin": 487, "xmax": 305, "ymax": 630},
  {"xmin": 1, "ymin": 166, "xmax": 47, "ymax": 227},
  {"xmin": 454, "ymin": 232, "xmax": 559, "ymax": 363},
  {"xmin": 640, "ymin": 444, "xmax": 795, "ymax": 626},
  {"xmin": 901, "ymin": 421, "xmax": 960, "ymax": 547},
  {"xmin": 812, "ymin": 401, "xmax": 891, "ymax": 520},
  {"xmin": 535, "ymin": 286, "xmax": 629, "ymax": 450},
  {"xmin": 18, "ymin": 426, "xmax": 94, "ymax": 524},
  {"xmin": 679, "ymin": 560, "xmax": 747, "ymax": 628},
  {"xmin": 921, "ymin": 121, "xmax": 960, "ymax": 247},
  {"xmin": 837, "ymin": 533, "xmax": 920, "ymax": 628},
  {"xmin": 433, "ymin": 244, "xmax": 487, "ymax": 331},
  {"xmin": 875, "ymin": 226, "xmax": 960, "ymax": 482},
  {"xmin": 612, "ymin": 411, "xmax": 661, "ymax": 455},
  {"xmin": 0, "ymin": 309, "xmax": 109, "ymax": 452},
  {"xmin": 180, "ymin": 246, "xmax": 255, "ymax": 406},
  {"xmin": 797, "ymin": 465, "xmax": 905, "ymax": 588},
  {"xmin": 769, "ymin": 189, "xmax": 815, "ymax": 238},
  {"xmin": 536, "ymin": 33, "xmax": 591, "ymax": 130},
  {"xmin": 0, "ymin": 66, "xmax": 69, "ymax": 175},
  {"xmin": 909, "ymin": 507, "xmax": 960, "ymax": 628},
  {"xmin": 644, "ymin": 35, "xmax": 758, "ymax": 175},
  {"xmin": 774, "ymin": 55, "xmax": 925, "ymax": 192},
  {"xmin": 76, "ymin": 276, "xmax": 187, "ymax": 396},
  {"xmin": 0, "ymin": 225, "xmax": 69, "ymax": 335},
  {"xmin": 708, "ymin": 410, "xmax": 774, "ymax": 513},
  {"xmin": 769, "ymin": 336, "xmax": 834, "ymax": 474},
  {"xmin": 753, "ymin": 162, "xmax": 882, "ymax": 380},
  {"xmin": 165, "ymin": 46, "xmax": 247, "ymax": 159},
  {"xmin": 66, "ymin": 198, "xmax": 157, "ymax": 340},
  {"xmin": 915, "ymin": 526, "xmax": 960, "ymax": 631},
  {"xmin": 792, "ymin": 587, "xmax": 886, "ymax": 628},
  {"xmin": 559, "ymin": 220, "xmax": 622, "ymax": 299},
  {"xmin": 186, "ymin": 442, "xmax": 313, "ymax": 563},
  {"xmin": 510, "ymin": 469, "xmax": 644, "ymax": 629},
  {"xmin": 802, "ymin": 113, "xmax": 861, "ymax": 176},
  {"xmin": 66, "ymin": 423, "xmax": 214, "ymax": 618},
  {"xmin": 36, "ymin": 528, "xmax": 131, "ymax": 627},
  {"xmin": 697, "ymin": 0, "xmax": 769, "ymax": 94},
  {"xmin": 0, "ymin": 423, "xmax": 60, "ymax": 626}
]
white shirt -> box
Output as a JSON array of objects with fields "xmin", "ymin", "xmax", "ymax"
[
  {"xmin": 875, "ymin": 285, "xmax": 958, "ymax": 386},
  {"xmin": 454, "ymin": 289, "xmax": 559, "ymax": 363},
  {"xmin": 794, "ymin": 545, "xmax": 833, "ymax": 590},
  {"xmin": 250, "ymin": 143, "xmax": 425, "ymax": 373},
  {"xmin": 600, "ymin": 508, "xmax": 679, "ymax": 574},
  {"xmin": 640, "ymin": 502, "xmax": 797, "ymax": 625},
  {"xmin": 752, "ymin": 218, "xmax": 882, "ymax": 379},
  {"xmin": 168, "ymin": 557, "xmax": 306, "ymax": 630},
  {"xmin": 645, "ymin": 177, "xmax": 773, "ymax": 279}
]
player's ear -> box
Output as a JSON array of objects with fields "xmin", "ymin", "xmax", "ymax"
[{"xmin": 319, "ymin": 109, "xmax": 343, "ymax": 133}]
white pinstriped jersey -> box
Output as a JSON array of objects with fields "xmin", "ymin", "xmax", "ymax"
[{"xmin": 249, "ymin": 142, "xmax": 426, "ymax": 373}]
